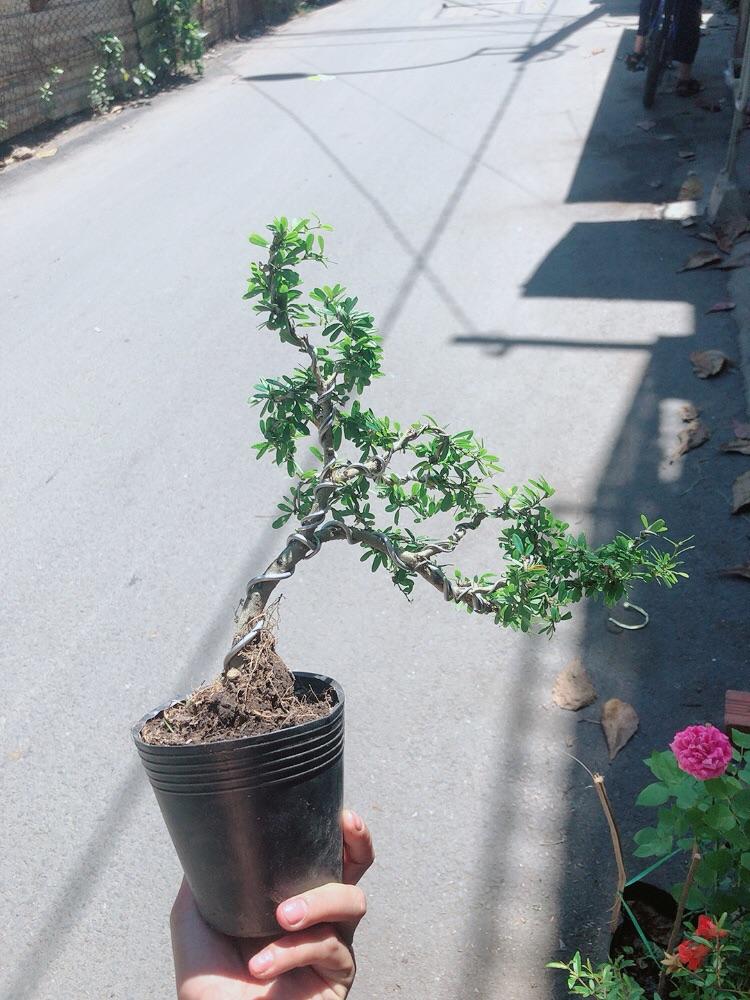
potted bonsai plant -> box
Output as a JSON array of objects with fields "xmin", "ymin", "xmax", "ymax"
[{"xmin": 133, "ymin": 216, "xmax": 688, "ymax": 938}]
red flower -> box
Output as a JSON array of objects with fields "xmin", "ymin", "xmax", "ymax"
[
  {"xmin": 695, "ymin": 915, "xmax": 728, "ymax": 941},
  {"xmin": 677, "ymin": 939, "xmax": 711, "ymax": 971}
]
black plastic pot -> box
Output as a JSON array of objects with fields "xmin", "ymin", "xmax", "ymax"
[{"xmin": 133, "ymin": 671, "xmax": 344, "ymax": 937}]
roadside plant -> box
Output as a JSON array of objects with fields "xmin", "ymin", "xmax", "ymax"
[
  {"xmin": 549, "ymin": 952, "xmax": 647, "ymax": 998},
  {"xmin": 38, "ymin": 66, "xmax": 64, "ymax": 112},
  {"xmin": 152, "ymin": 0, "xmax": 206, "ymax": 80},
  {"xmin": 89, "ymin": 34, "xmax": 126, "ymax": 113},
  {"xmin": 633, "ymin": 726, "xmax": 750, "ymax": 916},
  {"xmin": 230, "ymin": 215, "xmax": 689, "ymax": 649},
  {"xmin": 552, "ymin": 726, "xmax": 750, "ymax": 999}
]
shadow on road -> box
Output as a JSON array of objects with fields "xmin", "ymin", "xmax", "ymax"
[{"xmin": 450, "ymin": 4, "xmax": 750, "ymax": 995}]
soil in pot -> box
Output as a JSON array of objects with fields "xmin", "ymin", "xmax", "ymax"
[
  {"xmin": 610, "ymin": 881, "xmax": 678, "ymax": 997},
  {"xmin": 141, "ymin": 623, "xmax": 332, "ymax": 745}
]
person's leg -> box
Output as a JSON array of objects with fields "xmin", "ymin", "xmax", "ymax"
[
  {"xmin": 675, "ymin": 0, "xmax": 702, "ymax": 91},
  {"xmin": 627, "ymin": 0, "xmax": 655, "ymax": 68}
]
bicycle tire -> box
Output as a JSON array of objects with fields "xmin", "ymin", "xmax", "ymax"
[{"xmin": 643, "ymin": 24, "xmax": 667, "ymax": 108}]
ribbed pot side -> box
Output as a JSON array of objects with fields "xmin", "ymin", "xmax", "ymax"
[{"xmin": 133, "ymin": 672, "xmax": 344, "ymax": 937}]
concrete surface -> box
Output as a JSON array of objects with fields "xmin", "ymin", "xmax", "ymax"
[{"xmin": 1, "ymin": 1, "xmax": 749, "ymax": 998}]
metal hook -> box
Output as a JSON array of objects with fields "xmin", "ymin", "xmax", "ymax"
[{"xmin": 608, "ymin": 602, "xmax": 649, "ymax": 631}]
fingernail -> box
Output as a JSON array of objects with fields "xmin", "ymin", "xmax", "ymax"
[
  {"xmin": 281, "ymin": 897, "xmax": 307, "ymax": 925},
  {"xmin": 250, "ymin": 949, "xmax": 274, "ymax": 974},
  {"xmin": 348, "ymin": 809, "xmax": 364, "ymax": 832}
]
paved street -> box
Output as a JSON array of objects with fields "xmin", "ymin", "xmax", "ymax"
[{"xmin": 2, "ymin": 1, "xmax": 749, "ymax": 997}]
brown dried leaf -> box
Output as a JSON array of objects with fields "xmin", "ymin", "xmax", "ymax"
[
  {"xmin": 720, "ymin": 564, "xmax": 750, "ymax": 579},
  {"xmin": 601, "ymin": 698, "xmax": 639, "ymax": 760},
  {"xmin": 719, "ymin": 252, "xmax": 750, "ymax": 270},
  {"xmin": 675, "ymin": 420, "xmax": 710, "ymax": 456},
  {"xmin": 679, "ymin": 249, "xmax": 722, "ymax": 272},
  {"xmin": 690, "ymin": 349, "xmax": 732, "ymax": 378},
  {"xmin": 680, "ymin": 403, "xmax": 700, "ymax": 422},
  {"xmin": 552, "ymin": 658, "xmax": 597, "ymax": 711},
  {"xmin": 732, "ymin": 470, "xmax": 750, "ymax": 513},
  {"xmin": 678, "ymin": 174, "xmax": 703, "ymax": 201},
  {"xmin": 715, "ymin": 215, "xmax": 750, "ymax": 253},
  {"xmin": 706, "ymin": 300, "xmax": 736, "ymax": 313},
  {"xmin": 721, "ymin": 437, "xmax": 750, "ymax": 455},
  {"xmin": 35, "ymin": 146, "xmax": 57, "ymax": 159}
]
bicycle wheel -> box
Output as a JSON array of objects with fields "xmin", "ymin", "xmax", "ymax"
[{"xmin": 643, "ymin": 23, "xmax": 667, "ymax": 108}]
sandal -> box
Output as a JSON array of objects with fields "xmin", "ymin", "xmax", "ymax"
[
  {"xmin": 676, "ymin": 78, "xmax": 702, "ymax": 96},
  {"xmin": 625, "ymin": 52, "xmax": 646, "ymax": 71}
]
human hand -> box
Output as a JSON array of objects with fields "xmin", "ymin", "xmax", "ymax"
[{"xmin": 171, "ymin": 809, "xmax": 374, "ymax": 1000}]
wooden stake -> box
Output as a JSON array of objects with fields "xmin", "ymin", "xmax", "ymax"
[
  {"xmin": 657, "ymin": 842, "xmax": 701, "ymax": 998},
  {"xmin": 593, "ymin": 773, "xmax": 627, "ymax": 932}
]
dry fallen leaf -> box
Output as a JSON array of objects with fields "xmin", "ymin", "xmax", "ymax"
[
  {"xmin": 720, "ymin": 564, "xmax": 750, "ymax": 579},
  {"xmin": 552, "ymin": 658, "xmax": 597, "ymax": 711},
  {"xmin": 732, "ymin": 470, "xmax": 750, "ymax": 513},
  {"xmin": 591, "ymin": 47, "xmax": 605, "ymax": 55},
  {"xmin": 10, "ymin": 146, "xmax": 33, "ymax": 161},
  {"xmin": 35, "ymin": 146, "xmax": 57, "ymax": 159},
  {"xmin": 675, "ymin": 420, "xmax": 710, "ymax": 456},
  {"xmin": 698, "ymin": 230, "xmax": 718, "ymax": 243},
  {"xmin": 679, "ymin": 249, "xmax": 722, "ymax": 272},
  {"xmin": 601, "ymin": 698, "xmax": 639, "ymax": 760},
  {"xmin": 721, "ymin": 437, "xmax": 750, "ymax": 455},
  {"xmin": 655, "ymin": 133, "xmax": 676, "ymax": 141},
  {"xmin": 690, "ymin": 349, "xmax": 732, "ymax": 377},
  {"xmin": 718, "ymin": 251, "xmax": 750, "ymax": 270},
  {"xmin": 678, "ymin": 174, "xmax": 703, "ymax": 201},
  {"xmin": 706, "ymin": 300, "xmax": 736, "ymax": 313},
  {"xmin": 714, "ymin": 215, "xmax": 749, "ymax": 253},
  {"xmin": 680, "ymin": 402, "xmax": 700, "ymax": 422},
  {"xmin": 637, "ymin": 119, "xmax": 657, "ymax": 131},
  {"xmin": 678, "ymin": 150, "xmax": 696, "ymax": 159}
]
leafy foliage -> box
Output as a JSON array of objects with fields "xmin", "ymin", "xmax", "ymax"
[
  {"xmin": 39, "ymin": 66, "xmax": 64, "ymax": 112},
  {"xmin": 634, "ymin": 736, "xmax": 750, "ymax": 917},
  {"xmin": 548, "ymin": 953, "xmax": 647, "ymax": 998},
  {"xmin": 244, "ymin": 216, "xmax": 689, "ymax": 635},
  {"xmin": 152, "ymin": 0, "xmax": 207, "ymax": 80},
  {"xmin": 553, "ymin": 734, "xmax": 750, "ymax": 998}
]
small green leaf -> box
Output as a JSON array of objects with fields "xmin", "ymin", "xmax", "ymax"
[
  {"xmin": 636, "ymin": 782, "xmax": 671, "ymax": 807},
  {"xmin": 731, "ymin": 728, "xmax": 750, "ymax": 749},
  {"xmin": 249, "ymin": 233, "xmax": 269, "ymax": 247},
  {"xmin": 704, "ymin": 803, "xmax": 736, "ymax": 834}
]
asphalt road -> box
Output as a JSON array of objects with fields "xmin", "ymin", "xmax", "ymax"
[{"xmin": 1, "ymin": 1, "xmax": 749, "ymax": 998}]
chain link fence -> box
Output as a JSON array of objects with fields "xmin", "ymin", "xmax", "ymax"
[{"xmin": 0, "ymin": 0, "xmax": 300, "ymax": 141}]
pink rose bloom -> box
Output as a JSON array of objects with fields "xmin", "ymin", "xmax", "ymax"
[{"xmin": 670, "ymin": 724, "xmax": 732, "ymax": 780}]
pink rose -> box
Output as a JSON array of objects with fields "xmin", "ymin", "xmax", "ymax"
[{"xmin": 670, "ymin": 724, "xmax": 732, "ymax": 780}]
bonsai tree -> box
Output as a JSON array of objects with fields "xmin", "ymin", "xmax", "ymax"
[
  {"xmin": 227, "ymin": 215, "xmax": 687, "ymax": 666},
  {"xmin": 134, "ymin": 216, "xmax": 689, "ymax": 941}
]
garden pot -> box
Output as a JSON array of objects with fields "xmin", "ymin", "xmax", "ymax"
[
  {"xmin": 610, "ymin": 881, "xmax": 677, "ymax": 996},
  {"xmin": 133, "ymin": 671, "xmax": 344, "ymax": 937}
]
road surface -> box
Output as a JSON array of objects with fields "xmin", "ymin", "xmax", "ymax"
[{"xmin": 1, "ymin": 1, "xmax": 748, "ymax": 997}]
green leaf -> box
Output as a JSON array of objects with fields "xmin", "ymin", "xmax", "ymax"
[
  {"xmin": 741, "ymin": 852, "xmax": 750, "ymax": 870},
  {"xmin": 732, "ymin": 789, "xmax": 750, "ymax": 819},
  {"xmin": 249, "ymin": 233, "xmax": 269, "ymax": 247},
  {"xmin": 731, "ymin": 728, "xmax": 750, "ymax": 749},
  {"xmin": 636, "ymin": 782, "xmax": 671, "ymax": 807},
  {"xmin": 646, "ymin": 750, "xmax": 682, "ymax": 787},
  {"xmin": 704, "ymin": 802, "xmax": 736, "ymax": 834}
]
